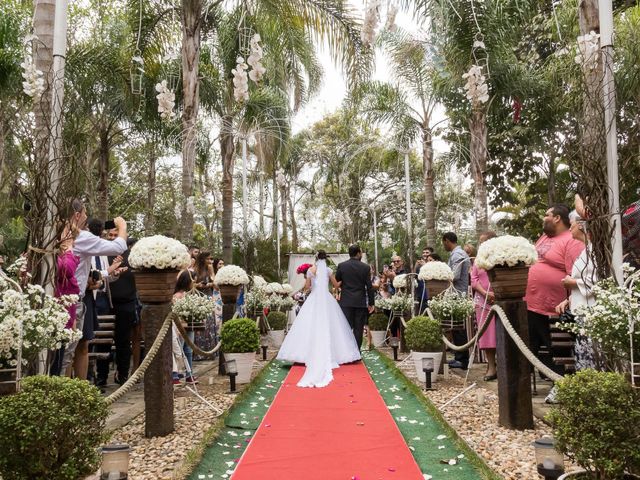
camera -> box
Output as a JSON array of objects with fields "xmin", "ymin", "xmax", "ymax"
[{"xmin": 90, "ymin": 269, "xmax": 102, "ymax": 282}]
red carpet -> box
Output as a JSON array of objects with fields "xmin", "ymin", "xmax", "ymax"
[{"xmin": 232, "ymin": 362, "xmax": 424, "ymax": 480}]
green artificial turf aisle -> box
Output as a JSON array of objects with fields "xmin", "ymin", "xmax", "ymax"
[
  {"xmin": 362, "ymin": 350, "xmax": 499, "ymax": 480},
  {"xmin": 188, "ymin": 360, "xmax": 290, "ymax": 480}
]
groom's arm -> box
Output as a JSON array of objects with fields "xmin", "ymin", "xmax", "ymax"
[{"xmin": 364, "ymin": 267, "xmax": 375, "ymax": 308}]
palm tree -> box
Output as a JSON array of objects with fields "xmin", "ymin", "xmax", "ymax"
[{"xmin": 355, "ymin": 29, "xmax": 439, "ymax": 247}]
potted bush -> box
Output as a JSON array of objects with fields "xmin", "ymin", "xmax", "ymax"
[
  {"xmin": 405, "ymin": 315, "xmax": 444, "ymax": 383},
  {"xmin": 220, "ymin": 317, "xmax": 260, "ymax": 383},
  {"xmin": 267, "ymin": 311, "xmax": 288, "ymax": 348},
  {"xmin": 0, "ymin": 375, "xmax": 109, "ymax": 479},
  {"xmin": 368, "ymin": 313, "xmax": 389, "ymax": 347},
  {"xmin": 548, "ymin": 370, "xmax": 640, "ymax": 480}
]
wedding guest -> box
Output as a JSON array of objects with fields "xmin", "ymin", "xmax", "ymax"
[
  {"xmin": 464, "ymin": 243, "xmax": 477, "ymax": 261},
  {"xmin": 427, "ymin": 253, "xmax": 442, "ymax": 262},
  {"xmin": 443, "ymin": 231, "xmax": 471, "ymax": 369},
  {"xmin": 470, "ymin": 231, "xmax": 497, "ymax": 380},
  {"xmin": 172, "ymin": 270, "xmax": 198, "ymax": 385},
  {"xmin": 61, "ymin": 199, "xmax": 128, "ymax": 380},
  {"xmin": 211, "ymin": 257, "xmax": 224, "ymax": 327},
  {"xmin": 193, "ymin": 252, "xmax": 216, "ymax": 358},
  {"xmin": 364, "ymin": 264, "xmax": 379, "ymax": 349},
  {"xmin": 188, "ymin": 245, "xmax": 200, "ymax": 271},
  {"xmin": 415, "ymin": 248, "xmax": 431, "ymax": 313},
  {"xmin": 525, "ymin": 204, "xmax": 585, "ymax": 377}
]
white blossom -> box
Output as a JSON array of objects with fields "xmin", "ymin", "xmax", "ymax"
[
  {"xmin": 214, "ymin": 265, "xmax": 250, "ymax": 286},
  {"xmin": 247, "ymin": 33, "xmax": 266, "ymax": 83},
  {"xmin": 172, "ymin": 294, "xmax": 214, "ymax": 323},
  {"xmin": 462, "ymin": 64, "xmax": 489, "ymax": 107},
  {"xmin": 418, "ymin": 261, "xmax": 454, "ymax": 281},
  {"xmin": 232, "ymin": 56, "xmax": 250, "ymax": 103},
  {"xmin": 129, "ymin": 235, "xmax": 191, "ymax": 270},
  {"xmin": 155, "ymin": 80, "xmax": 176, "ymax": 120},
  {"xmin": 21, "ymin": 59, "xmax": 45, "ymax": 99},
  {"xmin": 475, "ymin": 235, "xmax": 537, "ymax": 270}
]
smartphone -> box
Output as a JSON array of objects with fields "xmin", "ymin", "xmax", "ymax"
[{"xmin": 104, "ymin": 219, "xmax": 116, "ymax": 230}]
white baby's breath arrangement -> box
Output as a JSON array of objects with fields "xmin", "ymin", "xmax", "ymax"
[
  {"xmin": 429, "ymin": 293, "xmax": 474, "ymax": 326},
  {"xmin": 214, "ymin": 265, "xmax": 250, "ymax": 286},
  {"xmin": 393, "ymin": 274, "xmax": 416, "ymax": 289},
  {"xmin": 172, "ymin": 294, "xmax": 214, "ymax": 323},
  {"xmin": 388, "ymin": 293, "xmax": 413, "ymax": 312},
  {"xmin": 375, "ymin": 297, "xmax": 391, "ymax": 310},
  {"xmin": 0, "ymin": 284, "xmax": 81, "ymax": 369},
  {"xmin": 418, "ymin": 261, "xmax": 454, "ymax": 281},
  {"xmin": 246, "ymin": 289, "xmax": 268, "ymax": 311},
  {"xmin": 475, "ymin": 235, "xmax": 538, "ymax": 270},
  {"xmin": 129, "ymin": 235, "xmax": 191, "ymax": 271},
  {"xmin": 265, "ymin": 293, "xmax": 295, "ymax": 311}
]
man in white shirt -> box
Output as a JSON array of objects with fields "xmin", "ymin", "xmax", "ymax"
[{"xmin": 61, "ymin": 199, "xmax": 128, "ymax": 379}]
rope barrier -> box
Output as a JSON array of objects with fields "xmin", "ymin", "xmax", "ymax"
[
  {"xmin": 174, "ymin": 317, "xmax": 222, "ymax": 358},
  {"xmin": 105, "ymin": 311, "xmax": 174, "ymax": 406}
]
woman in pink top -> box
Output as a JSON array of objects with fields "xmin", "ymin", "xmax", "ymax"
[{"xmin": 470, "ymin": 231, "xmax": 497, "ymax": 381}]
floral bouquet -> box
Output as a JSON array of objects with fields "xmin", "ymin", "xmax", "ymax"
[
  {"xmin": 0, "ymin": 284, "xmax": 82, "ymax": 369},
  {"xmin": 296, "ymin": 263, "xmax": 313, "ymax": 275},
  {"xmin": 265, "ymin": 293, "xmax": 295, "ymax": 312},
  {"xmin": 281, "ymin": 283, "xmax": 294, "ymax": 295},
  {"xmin": 388, "ymin": 294, "xmax": 413, "ymax": 313},
  {"xmin": 245, "ymin": 289, "xmax": 269, "ymax": 312},
  {"xmin": 429, "ymin": 293, "xmax": 474, "ymax": 330},
  {"xmin": 172, "ymin": 294, "xmax": 214, "ymax": 328},
  {"xmin": 129, "ymin": 235, "xmax": 191, "ymax": 271},
  {"xmin": 214, "ymin": 265, "xmax": 250, "ymax": 286},
  {"xmin": 568, "ymin": 266, "xmax": 640, "ymax": 371},
  {"xmin": 418, "ymin": 261, "xmax": 453, "ymax": 281},
  {"xmin": 393, "ymin": 274, "xmax": 417, "ymax": 290},
  {"xmin": 252, "ymin": 275, "xmax": 267, "ymax": 288},
  {"xmin": 264, "ymin": 282, "xmax": 284, "ymax": 295},
  {"xmin": 375, "ymin": 297, "xmax": 391, "ymax": 311},
  {"xmin": 475, "ymin": 235, "xmax": 537, "ymax": 270}
]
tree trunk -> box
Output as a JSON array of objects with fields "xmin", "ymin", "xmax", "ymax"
[
  {"xmin": 96, "ymin": 129, "xmax": 109, "ymax": 220},
  {"xmin": 220, "ymin": 115, "xmax": 235, "ymax": 263},
  {"xmin": 145, "ymin": 144, "xmax": 157, "ymax": 233},
  {"xmin": 422, "ymin": 127, "xmax": 437, "ymax": 247},
  {"xmin": 280, "ymin": 184, "xmax": 288, "ymax": 248},
  {"xmin": 546, "ymin": 156, "xmax": 556, "ymax": 205},
  {"xmin": 288, "ymin": 190, "xmax": 298, "ymax": 251},
  {"xmin": 469, "ymin": 109, "xmax": 489, "ymax": 237},
  {"xmin": 259, "ymin": 174, "xmax": 265, "ymax": 237},
  {"xmin": 0, "ymin": 114, "xmax": 6, "ymax": 189},
  {"xmin": 180, "ymin": 0, "xmax": 202, "ymax": 243}
]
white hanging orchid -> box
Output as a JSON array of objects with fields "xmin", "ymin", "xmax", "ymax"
[
  {"xmin": 361, "ymin": 0, "xmax": 381, "ymax": 46},
  {"xmin": 21, "ymin": 59, "xmax": 45, "ymax": 99},
  {"xmin": 232, "ymin": 56, "xmax": 250, "ymax": 102},
  {"xmin": 575, "ymin": 31, "xmax": 600, "ymax": 71},
  {"xmin": 247, "ymin": 33, "xmax": 266, "ymax": 83},
  {"xmin": 381, "ymin": 233, "xmax": 393, "ymax": 248},
  {"xmin": 462, "ymin": 64, "xmax": 489, "ymax": 107},
  {"xmin": 155, "ymin": 80, "xmax": 176, "ymax": 120}
]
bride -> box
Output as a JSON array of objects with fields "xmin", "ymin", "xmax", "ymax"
[{"xmin": 277, "ymin": 250, "xmax": 361, "ymax": 388}]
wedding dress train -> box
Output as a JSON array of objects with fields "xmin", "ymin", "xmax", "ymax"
[{"xmin": 276, "ymin": 259, "xmax": 361, "ymax": 387}]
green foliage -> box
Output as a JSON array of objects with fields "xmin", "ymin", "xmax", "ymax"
[
  {"xmin": 267, "ymin": 311, "xmax": 287, "ymax": 330},
  {"xmin": 0, "ymin": 375, "xmax": 109, "ymax": 480},
  {"xmin": 0, "ymin": 216, "xmax": 26, "ymax": 260},
  {"xmin": 221, "ymin": 317, "xmax": 260, "ymax": 353},
  {"xmin": 405, "ymin": 315, "xmax": 443, "ymax": 351},
  {"xmin": 368, "ymin": 313, "xmax": 389, "ymax": 331},
  {"xmin": 547, "ymin": 370, "xmax": 640, "ymax": 479}
]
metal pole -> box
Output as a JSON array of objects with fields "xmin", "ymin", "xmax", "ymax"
[
  {"xmin": 241, "ymin": 137, "xmax": 248, "ymax": 268},
  {"xmin": 599, "ymin": 0, "xmax": 623, "ymax": 284},
  {"xmin": 373, "ymin": 207, "xmax": 379, "ymax": 273},
  {"xmin": 275, "ymin": 183, "xmax": 281, "ymax": 278},
  {"xmin": 403, "ymin": 151, "xmax": 414, "ymax": 271}
]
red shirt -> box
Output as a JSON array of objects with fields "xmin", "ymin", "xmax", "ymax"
[{"xmin": 524, "ymin": 230, "xmax": 585, "ymax": 317}]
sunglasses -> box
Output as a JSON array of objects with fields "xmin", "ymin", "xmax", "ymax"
[{"xmin": 392, "ymin": 260, "xmax": 401, "ymax": 263}]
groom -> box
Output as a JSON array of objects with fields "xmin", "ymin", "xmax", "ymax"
[{"xmin": 335, "ymin": 244, "xmax": 375, "ymax": 350}]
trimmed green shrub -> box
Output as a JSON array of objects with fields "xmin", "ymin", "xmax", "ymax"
[
  {"xmin": 0, "ymin": 375, "xmax": 109, "ymax": 480},
  {"xmin": 267, "ymin": 311, "xmax": 287, "ymax": 330},
  {"xmin": 405, "ymin": 315, "xmax": 443, "ymax": 351},
  {"xmin": 547, "ymin": 370, "xmax": 640, "ymax": 480},
  {"xmin": 368, "ymin": 313, "xmax": 389, "ymax": 331},
  {"xmin": 221, "ymin": 317, "xmax": 260, "ymax": 353}
]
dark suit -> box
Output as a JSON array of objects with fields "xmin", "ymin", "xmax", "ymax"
[{"xmin": 335, "ymin": 257, "xmax": 375, "ymax": 349}]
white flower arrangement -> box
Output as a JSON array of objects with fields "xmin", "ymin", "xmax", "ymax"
[
  {"xmin": 129, "ymin": 235, "xmax": 191, "ymax": 271},
  {"xmin": 393, "ymin": 274, "xmax": 416, "ymax": 289},
  {"xmin": 21, "ymin": 58, "xmax": 45, "ymax": 99},
  {"xmin": 418, "ymin": 261, "xmax": 454, "ymax": 282},
  {"xmin": 252, "ymin": 275, "xmax": 267, "ymax": 287},
  {"xmin": 429, "ymin": 293, "xmax": 474, "ymax": 325},
  {"xmin": 475, "ymin": 235, "xmax": 537, "ymax": 270},
  {"xmin": 246, "ymin": 289, "xmax": 268, "ymax": 311},
  {"xmin": 389, "ymin": 293, "xmax": 413, "ymax": 312},
  {"xmin": 263, "ymin": 282, "xmax": 284, "ymax": 295},
  {"xmin": 232, "ymin": 56, "xmax": 249, "ymax": 103},
  {"xmin": 172, "ymin": 294, "xmax": 213, "ymax": 323},
  {"xmin": 462, "ymin": 64, "xmax": 489, "ymax": 107},
  {"xmin": 575, "ymin": 31, "xmax": 600, "ymax": 71},
  {"xmin": 264, "ymin": 293, "xmax": 295, "ymax": 311},
  {"xmin": 155, "ymin": 80, "xmax": 176, "ymax": 121},
  {"xmin": 5, "ymin": 256, "xmax": 27, "ymax": 277},
  {"xmin": 247, "ymin": 33, "xmax": 266, "ymax": 83},
  {"xmin": 281, "ymin": 283, "xmax": 293, "ymax": 294},
  {"xmin": 375, "ymin": 297, "xmax": 391, "ymax": 310},
  {"xmin": 0, "ymin": 284, "xmax": 81, "ymax": 369},
  {"xmin": 214, "ymin": 265, "xmax": 250, "ymax": 286}
]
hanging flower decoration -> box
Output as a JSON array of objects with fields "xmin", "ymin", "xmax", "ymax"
[
  {"xmin": 361, "ymin": 0, "xmax": 381, "ymax": 47},
  {"xmin": 21, "ymin": 58, "xmax": 45, "ymax": 99},
  {"xmin": 155, "ymin": 80, "xmax": 176, "ymax": 121},
  {"xmin": 381, "ymin": 233, "xmax": 393, "ymax": 248},
  {"xmin": 233, "ymin": 56, "xmax": 250, "ymax": 103},
  {"xmin": 574, "ymin": 31, "xmax": 600, "ymax": 71},
  {"xmin": 462, "ymin": 64, "xmax": 489, "ymax": 107},
  {"xmin": 247, "ymin": 34, "xmax": 266, "ymax": 83}
]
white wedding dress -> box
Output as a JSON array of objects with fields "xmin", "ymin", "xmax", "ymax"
[{"xmin": 277, "ymin": 259, "xmax": 361, "ymax": 387}]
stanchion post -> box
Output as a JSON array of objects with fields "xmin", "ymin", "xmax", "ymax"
[
  {"xmin": 142, "ymin": 303, "xmax": 174, "ymax": 437},
  {"xmin": 495, "ymin": 300, "xmax": 534, "ymax": 429},
  {"xmin": 218, "ymin": 303, "xmax": 236, "ymax": 375}
]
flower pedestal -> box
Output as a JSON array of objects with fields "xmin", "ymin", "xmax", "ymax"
[
  {"xmin": 426, "ymin": 280, "xmax": 450, "ymax": 298},
  {"xmin": 133, "ymin": 270, "xmax": 178, "ymax": 438},
  {"xmin": 488, "ymin": 266, "xmax": 534, "ymax": 430},
  {"xmin": 219, "ymin": 284, "xmax": 240, "ymax": 305},
  {"xmin": 218, "ymin": 284, "xmax": 241, "ymax": 376}
]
